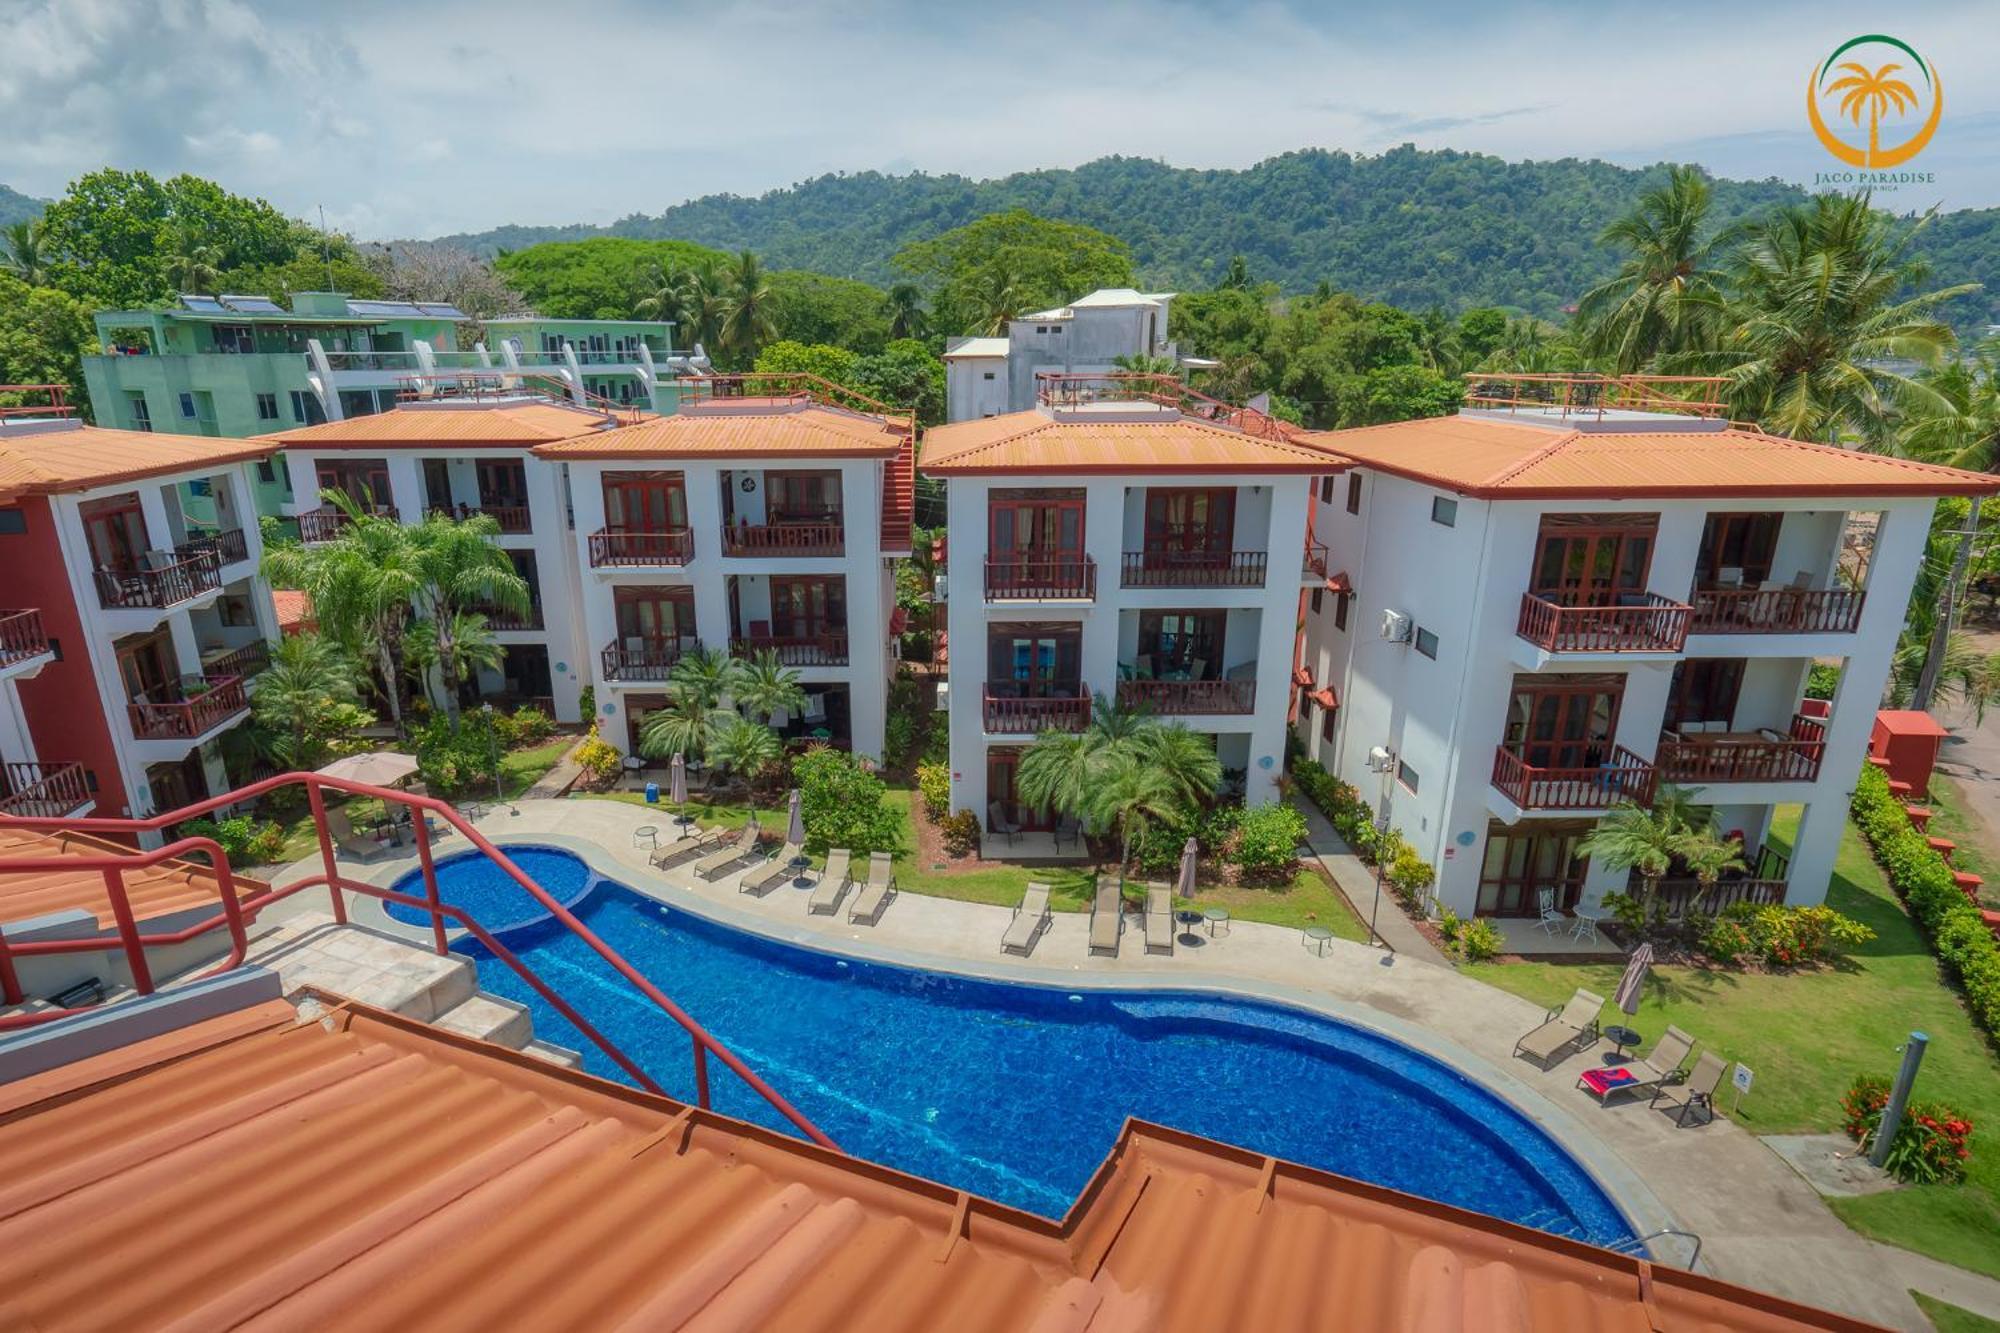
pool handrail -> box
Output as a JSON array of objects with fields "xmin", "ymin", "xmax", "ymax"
[{"xmin": 0, "ymin": 771, "xmax": 838, "ymax": 1150}]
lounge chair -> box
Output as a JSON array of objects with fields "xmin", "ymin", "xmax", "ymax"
[
  {"xmin": 326, "ymin": 806, "xmax": 384, "ymax": 863},
  {"xmin": 1089, "ymin": 877, "xmax": 1122, "ymax": 957},
  {"xmin": 847, "ymin": 852, "xmax": 897, "ymax": 925},
  {"xmin": 1652, "ymin": 1049, "xmax": 1727, "ymax": 1127},
  {"xmin": 650, "ymin": 825, "xmax": 726, "ymax": 871},
  {"xmin": 694, "ymin": 822, "xmax": 761, "ymax": 882},
  {"xmin": 740, "ymin": 841, "xmax": 803, "ymax": 896},
  {"xmin": 1581, "ymin": 1025, "xmax": 1697, "ymax": 1105},
  {"xmin": 1002, "ymin": 881, "xmax": 1052, "ymax": 956},
  {"xmin": 1512, "ymin": 987, "xmax": 1604, "ymax": 1068},
  {"xmin": 808, "ymin": 849, "xmax": 852, "ymax": 915},
  {"xmin": 1143, "ymin": 882, "xmax": 1173, "ymax": 955}
]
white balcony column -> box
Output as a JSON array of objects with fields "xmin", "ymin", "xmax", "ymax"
[
  {"xmin": 1611, "ymin": 662, "xmax": 1675, "ymax": 764},
  {"xmin": 946, "ymin": 478, "xmax": 992, "ymax": 820},
  {"xmin": 135, "ymin": 485, "xmax": 176, "ymax": 561},
  {"xmin": 384, "ymin": 456, "xmax": 426, "ymax": 526},
  {"xmin": 1244, "ymin": 480, "xmax": 1312, "ymax": 805},
  {"xmin": 1077, "ymin": 480, "xmax": 1125, "ymax": 694},
  {"xmin": 841, "ymin": 460, "xmax": 888, "ymax": 764},
  {"xmin": 285, "ymin": 453, "xmax": 322, "ymax": 513},
  {"xmin": 684, "ymin": 464, "xmax": 731, "ymax": 652}
]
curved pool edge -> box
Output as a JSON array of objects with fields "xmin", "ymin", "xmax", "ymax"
[{"xmin": 343, "ymin": 832, "xmax": 1689, "ymax": 1265}]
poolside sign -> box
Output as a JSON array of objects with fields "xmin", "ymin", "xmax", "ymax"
[{"xmin": 1731, "ymin": 1063, "xmax": 1754, "ymax": 1112}]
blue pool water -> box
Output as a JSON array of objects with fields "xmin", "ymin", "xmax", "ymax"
[
  {"xmin": 385, "ymin": 847, "xmax": 595, "ymax": 933},
  {"xmin": 399, "ymin": 848, "xmax": 1633, "ymax": 1243}
]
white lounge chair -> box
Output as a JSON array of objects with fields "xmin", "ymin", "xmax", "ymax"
[
  {"xmin": 847, "ymin": 852, "xmax": 896, "ymax": 925},
  {"xmin": 651, "ymin": 826, "xmax": 726, "ymax": 871},
  {"xmin": 808, "ymin": 849, "xmax": 852, "ymax": 915},
  {"xmin": 1143, "ymin": 882, "xmax": 1173, "ymax": 956},
  {"xmin": 740, "ymin": 841, "xmax": 803, "ymax": 896},
  {"xmin": 1089, "ymin": 877, "xmax": 1122, "ymax": 957},
  {"xmin": 1002, "ymin": 881, "xmax": 1052, "ymax": 956},
  {"xmin": 694, "ymin": 822, "xmax": 761, "ymax": 881},
  {"xmin": 1513, "ymin": 987, "xmax": 1604, "ymax": 1068}
]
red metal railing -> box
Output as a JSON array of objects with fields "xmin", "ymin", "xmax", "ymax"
[
  {"xmin": 1033, "ymin": 373, "xmax": 1301, "ymax": 443},
  {"xmin": 128, "ymin": 675, "xmax": 248, "ymax": 740},
  {"xmin": 475, "ymin": 602, "xmax": 544, "ymax": 631},
  {"xmin": 730, "ymin": 633, "xmax": 849, "ymax": 666},
  {"xmin": 0, "ymin": 762, "xmax": 90, "ymax": 818},
  {"xmin": 1492, "ymin": 745, "xmax": 1656, "ymax": 809},
  {"xmin": 1116, "ymin": 678, "xmax": 1255, "ymax": 715},
  {"xmin": 674, "ymin": 371, "xmax": 913, "ymax": 429},
  {"xmin": 602, "ymin": 638, "xmax": 689, "ymax": 680},
  {"xmin": 175, "ymin": 527, "xmax": 249, "ymax": 567},
  {"xmin": 881, "ymin": 433, "xmax": 915, "ymax": 552},
  {"xmin": 1516, "ymin": 591, "xmax": 1691, "ymax": 653},
  {"xmin": 1463, "ymin": 373, "xmax": 1727, "ymax": 420},
  {"xmin": 721, "ymin": 521, "xmax": 844, "ymax": 556},
  {"xmin": 1688, "ymin": 587, "xmax": 1866, "ymax": 635},
  {"xmin": 1655, "ymin": 713, "xmax": 1828, "ymax": 784},
  {"xmin": 588, "ymin": 526, "xmax": 693, "ymax": 567},
  {"xmin": 984, "ymin": 690, "xmax": 1090, "ymax": 733},
  {"xmin": 429, "ymin": 503, "xmax": 532, "ymax": 534},
  {"xmin": 0, "ymin": 771, "xmax": 837, "ymax": 1149},
  {"xmin": 0, "ymin": 609, "xmax": 51, "ymax": 666},
  {"xmin": 1120, "ymin": 549, "xmax": 1268, "ymax": 588},
  {"xmin": 201, "ymin": 641, "xmax": 270, "ymax": 679},
  {"xmin": 94, "ymin": 553, "xmax": 222, "ymax": 610},
  {"xmin": 0, "ymin": 383, "xmax": 75, "ymax": 419},
  {"xmin": 1302, "ymin": 542, "xmax": 1329, "ymax": 577},
  {"xmin": 985, "ymin": 557, "xmax": 1097, "ymax": 600}
]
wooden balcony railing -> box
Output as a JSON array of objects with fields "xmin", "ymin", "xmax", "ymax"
[
  {"xmin": 200, "ymin": 641, "xmax": 270, "ymax": 680},
  {"xmin": 429, "ymin": 503, "xmax": 532, "ymax": 534},
  {"xmin": 0, "ymin": 761, "xmax": 91, "ymax": 819},
  {"xmin": 1116, "ymin": 678, "xmax": 1256, "ymax": 714},
  {"xmin": 985, "ymin": 557, "xmax": 1097, "ymax": 601},
  {"xmin": 1655, "ymin": 716, "xmax": 1827, "ymax": 784},
  {"xmin": 175, "ymin": 526, "xmax": 249, "ymax": 566},
  {"xmin": 0, "ymin": 609, "xmax": 52, "ymax": 666},
  {"xmin": 1302, "ymin": 541, "xmax": 1329, "ymax": 577},
  {"xmin": 297, "ymin": 507, "xmax": 393, "ymax": 543},
  {"xmin": 128, "ymin": 675, "xmax": 248, "ymax": 740},
  {"xmin": 588, "ymin": 527, "xmax": 693, "ymax": 567},
  {"xmin": 1119, "ymin": 550, "xmax": 1268, "ymax": 588},
  {"xmin": 1515, "ymin": 591, "xmax": 1691, "ymax": 653},
  {"xmin": 93, "ymin": 553, "xmax": 221, "ymax": 610},
  {"xmin": 730, "ymin": 634, "xmax": 850, "ymax": 666},
  {"xmin": 722, "ymin": 521, "xmax": 844, "ymax": 557},
  {"xmin": 1644, "ymin": 876, "xmax": 1788, "ymax": 920},
  {"xmin": 601, "ymin": 638, "xmax": 690, "ymax": 681},
  {"xmin": 476, "ymin": 603, "xmax": 544, "ymax": 631},
  {"xmin": 983, "ymin": 689, "xmax": 1091, "ymax": 734},
  {"xmin": 1491, "ymin": 744, "xmax": 1655, "ymax": 810},
  {"xmin": 1688, "ymin": 587, "xmax": 1866, "ymax": 635}
]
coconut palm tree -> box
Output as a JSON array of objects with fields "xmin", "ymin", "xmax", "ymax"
[
  {"xmin": 1827, "ymin": 62, "xmax": 1918, "ymax": 164},
  {"xmin": 1575, "ymin": 784, "xmax": 1704, "ymax": 920},
  {"xmin": 968, "ymin": 265, "xmax": 1026, "ymax": 336},
  {"xmin": 885, "ymin": 283, "xmax": 927, "ymax": 340},
  {"xmin": 636, "ymin": 690, "xmax": 735, "ymax": 772},
  {"xmin": 250, "ymin": 632, "xmax": 365, "ymax": 770},
  {"xmin": 732, "ymin": 649, "xmax": 806, "ymax": 726},
  {"xmin": 404, "ymin": 612, "xmax": 506, "ymax": 713},
  {"xmin": 1671, "ymin": 821, "xmax": 1748, "ymax": 913},
  {"xmin": 719, "ymin": 250, "xmax": 778, "ymax": 359},
  {"xmin": 1, "ymin": 219, "xmax": 49, "ymax": 287},
  {"xmin": 162, "ymin": 225, "xmax": 223, "ymax": 293},
  {"xmin": 1087, "ymin": 759, "xmax": 1184, "ymax": 891},
  {"xmin": 633, "ymin": 262, "xmax": 695, "ymax": 327},
  {"xmin": 1898, "ymin": 340, "xmax": 2000, "ymax": 472},
  {"xmin": 1575, "ymin": 166, "xmax": 1734, "ymax": 373},
  {"xmin": 679, "ymin": 260, "xmax": 728, "ymax": 351},
  {"xmin": 406, "ymin": 514, "xmax": 530, "ymax": 720}
]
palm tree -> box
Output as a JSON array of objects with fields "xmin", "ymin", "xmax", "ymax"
[
  {"xmin": 968, "ymin": 265, "xmax": 1026, "ymax": 336},
  {"xmin": 1, "ymin": 219, "xmax": 49, "ymax": 286},
  {"xmin": 637, "ymin": 690, "xmax": 734, "ymax": 770},
  {"xmin": 680, "ymin": 260, "xmax": 728, "ymax": 351},
  {"xmin": 719, "ymin": 250, "xmax": 778, "ymax": 359},
  {"xmin": 162, "ymin": 225, "xmax": 222, "ymax": 293},
  {"xmin": 1575, "ymin": 784, "xmax": 1704, "ymax": 919},
  {"xmin": 885, "ymin": 283, "xmax": 927, "ymax": 340},
  {"xmin": 668, "ymin": 646, "xmax": 741, "ymax": 710},
  {"xmin": 1113, "ymin": 353, "xmax": 1181, "ymax": 381},
  {"xmin": 706, "ymin": 715, "xmax": 782, "ymax": 796},
  {"xmin": 1899, "ymin": 341, "xmax": 2000, "ymax": 472},
  {"xmin": 1671, "ymin": 822, "xmax": 1748, "ymax": 913},
  {"xmin": 250, "ymin": 633, "xmax": 364, "ymax": 770},
  {"xmin": 732, "ymin": 650, "xmax": 806, "ymax": 726},
  {"xmin": 405, "ymin": 612, "xmax": 505, "ymax": 713},
  {"xmin": 633, "ymin": 262, "xmax": 695, "ymax": 327},
  {"xmin": 1086, "ymin": 759, "xmax": 1184, "ymax": 891},
  {"xmin": 1135, "ymin": 723, "xmax": 1223, "ymax": 810},
  {"xmin": 1827, "ymin": 63, "xmax": 1917, "ymax": 164},
  {"xmin": 1575, "ymin": 166, "xmax": 1733, "ymax": 373},
  {"xmin": 406, "ymin": 514, "xmax": 530, "ymax": 720}
]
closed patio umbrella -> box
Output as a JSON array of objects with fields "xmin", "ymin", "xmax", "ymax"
[
  {"xmin": 669, "ymin": 753, "xmax": 688, "ymax": 830},
  {"xmin": 786, "ymin": 787, "xmax": 805, "ymax": 848},
  {"xmin": 1614, "ymin": 943, "xmax": 1654, "ymax": 1016},
  {"xmin": 1175, "ymin": 836, "xmax": 1202, "ymax": 942}
]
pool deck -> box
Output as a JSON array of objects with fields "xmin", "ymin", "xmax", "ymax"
[{"xmin": 256, "ymin": 796, "xmax": 1932, "ymax": 1330}]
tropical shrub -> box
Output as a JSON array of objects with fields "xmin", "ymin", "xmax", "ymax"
[
  {"xmin": 1841, "ymin": 1074, "xmax": 1974, "ymax": 1185},
  {"xmin": 884, "ymin": 708, "xmax": 917, "ymax": 766},
  {"xmin": 939, "ymin": 809, "xmax": 981, "ymax": 856},
  {"xmin": 1136, "ymin": 803, "xmax": 1240, "ymax": 874},
  {"xmin": 1232, "ymin": 803, "xmax": 1307, "ymax": 878},
  {"xmin": 573, "ymin": 731, "xmax": 622, "ymax": 784},
  {"xmin": 794, "ymin": 746, "xmax": 901, "ymax": 855},
  {"xmin": 916, "ymin": 761, "xmax": 951, "ymax": 818},
  {"xmin": 178, "ymin": 816, "xmax": 287, "ymax": 866},
  {"xmin": 1385, "ymin": 847, "xmax": 1437, "ymax": 907},
  {"xmin": 1737, "ymin": 903, "xmax": 1874, "ymax": 966},
  {"xmin": 501, "ymin": 705, "xmax": 554, "ymax": 747},
  {"xmin": 1435, "ymin": 908, "xmax": 1463, "ymax": 947},
  {"xmin": 1699, "ymin": 914, "xmax": 1755, "ymax": 964},
  {"xmin": 1458, "ymin": 918, "xmax": 1505, "ymax": 962},
  {"xmin": 1804, "ymin": 663, "xmax": 1841, "ymax": 700},
  {"xmin": 409, "ymin": 711, "xmax": 504, "ymax": 793}
]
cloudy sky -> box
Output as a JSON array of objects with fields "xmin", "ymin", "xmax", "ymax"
[{"xmin": 4, "ymin": 0, "xmax": 1997, "ymax": 238}]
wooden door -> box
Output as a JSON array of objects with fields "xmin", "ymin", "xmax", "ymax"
[
  {"xmin": 1532, "ymin": 515, "xmax": 1658, "ymax": 605},
  {"xmin": 1504, "ymin": 675, "xmax": 1623, "ymax": 770}
]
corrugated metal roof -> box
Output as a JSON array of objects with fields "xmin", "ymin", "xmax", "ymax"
[
  {"xmin": 0, "ymin": 828, "xmax": 265, "ymax": 929},
  {"xmin": 0, "ymin": 427, "xmax": 275, "ymax": 500},
  {"xmin": 260, "ymin": 404, "xmax": 620, "ymax": 448},
  {"xmin": 536, "ymin": 403, "xmax": 906, "ymax": 461},
  {"xmin": 921, "ymin": 409, "xmax": 1340, "ymax": 475},
  {"xmin": 942, "ymin": 337, "xmax": 1011, "ymax": 360},
  {"xmin": 0, "ymin": 993, "xmax": 1880, "ymax": 1330},
  {"xmin": 1307, "ymin": 414, "xmax": 2000, "ymax": 499}
]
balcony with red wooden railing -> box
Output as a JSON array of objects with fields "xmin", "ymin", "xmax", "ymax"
[
  {"xmin": 721, "ymin": 520, "xmax": 845, "ymax": 557},
  {"xmin": 1117, "ymin": 677, "xmax": 1255, "ymax": 715},
  {"xmin": 1516, "ymin": 591, "xmax": 1691, "ymax": 654},
  {"xmin": 1302, "ymin": 541, "xmax": 1329, "ymax": 578},
  {"xmin": 93, "ymin": 552, "xmax": 222, "ymax": 611},
  {"xmin": 1120, "ymin": 549, "xmax": 1268, "ymax": 588},
  {"xmin": 730, "ymin": 633, "xmax": 850, "ymax": 666},
  {"xmin": 200, "ymin": 640, "xmax": 270, "ymax": 680},
  {"xmin": 428, "ymin": 502, "xmax": 532, "ymax": 534},
  {"xmin": 1655, "ymin": 713, "xmax": 1828, "ymax": 784},
  {"xmin": 128, "ymin": 674, "xmax": 249, "ymax": 741},
  {"xmin": 297, "ymin": 506, "xmax": 394, "ymax": 543},
  {"xmin": 601, "ymin": 637, "xmax": 690, "ymax": 681},
  {"xmin": 0, "ymin": 761, "xmax": 91, "ymax": 819},
  {"xmin": 985, "ymin": 557, "xmax": 1097, "ymax": 601},
  {"xmin": 475, "ymin": 602, "xmax": 544, "ymax": 631},
  {"xmin": 1491, "ymin": 744, "xmax": 1656, "ymax": 810},
  {"xmin": 175, "ymin": 526, "xmax": 249, "ymax": 567},
  {"xmin": 588, "ymin": 526, "xmax": 693, "ymax": 567},
  {"xmin": 0, "ymin": 609, "xmax": 52, "ymax": 667},
  {"xmin": 983, "ymin": 689, "xmax": 1091, "ymax": 734},
  {"xmin": 1688, "ymin": 586, "xmax": 1866, "ymax": 635}
]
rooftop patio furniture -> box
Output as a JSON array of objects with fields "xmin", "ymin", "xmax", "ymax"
[
  {"xmin": 694, "ymin": 822, "xmax": 762, "ymax": 882},
  {"xmin": 1652, "ymin": 1049, "xmax": 1727, "ymax": 1127},
  {"xmin": 987, "ymin": 802, "xmax": 1021, "ymax": 846},
  {"xmin": 808, "ymin": 849, "xmax": 852, "ymax": 915},
  {"xmin": 1581, "ymin": 1025, "xmax": 1696, "ymax": 1105},
  {"xmin": 740, "ymin": 841, "xmax": 803, "ymax": 897},
  {"xmin": 1512, "ymin": 986, "xmax": 1604, "ymax": 1068},
  {"xmin": 1144, "ymin": 882, "xmax": 1173, "ymax": 956},
  {"xmin": 1089, "ymin": 877, "xmax": 1122, "ymax": 957},
  {"xmin": 847, "ymin": 852, "xmax": 896, "ymax": 925},
  {"xmin": 650, "ymin": 826, "xmax": 726, "ymax": 871},
  {"xmin": 1002, "ymin": 881, "xmax": 1052, "ymax": 956}
]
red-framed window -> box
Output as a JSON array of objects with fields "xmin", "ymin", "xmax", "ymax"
[
  {"xmin": 1531, "ymin": 513, "xmax": 1659, "ymax": 604},
  {"xmin": 1695, "ymin": 513, "xmax": 1783, "ymax": 587},
  {"xmin": 765, "ymin": 471, "xmax": 842, "ymax": 522},
  {"xmin": 1136, "ymin": 609, "xmax": 1225, "ymax": 677},
  {"xmin": 1478, "ymin": 820, "xmax": 1592, "ymax": 917},
  {"xmin": 614, "ymin": 586, "xmax": 695, "ymax": 641},
  {"xmin": 1665, "ymin": 658, "xmax": 1746, "ymax": 729},
  {"xmin": 770, "ymin": 577, "xmax": 846, "ymax": 638},
  {"xmin": 989, "ymin": 489, "xmax": 1084, "ymax": 559},
  {"xmin": 1502, "ymin": 673, "xmax": 1624, "ymax": 770},
  {"xmin": 987, "ymin": 746, "xmax": 1055, "ymax": 831},
  {"xmin": 986, "ymin": 623, "xmax": 1082, "ymax": 696},
  {"xmin": 80, "ymin": 493, "xmax": 148, "ymax": 570},
  {"xmin": 316, "ymin": 459, "xmax": 390, "ymax": 508},
  {"xmin": 1142, "ymin": 487, "xmax": 1235, "ymax": 554},
  {"xmin": 476, "ymin": 458, "xmax": 529, "ymax": 509}
]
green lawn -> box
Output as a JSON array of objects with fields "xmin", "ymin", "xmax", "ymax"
[
  {"xmin": 498, "ymin": 737, "xmax": 574, "ymax": 799},
  {"xmin": 1913, "ymin": 1292, "xmax": 2000, "ymax": 1333},
  {"xmin": 1920, "ymin": 776, "xmax": 1999, "ymax": 909},
  {"xmin": 1463, "ymin": 814, "xmax": 2000, "ymax": 1280}
]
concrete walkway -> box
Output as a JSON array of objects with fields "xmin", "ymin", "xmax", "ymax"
[
  {"xmin": 1290, "ymin": 798, "xmax": 1451, "ymax": 965},
  {"xmin": 259, "ymin": 794, "xmax": 1945, "ymax": 1329}
]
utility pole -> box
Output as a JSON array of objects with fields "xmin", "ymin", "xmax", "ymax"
[{"xmin": 1913, "ymin": 497, "xmax": 1983, "ymax": 713}]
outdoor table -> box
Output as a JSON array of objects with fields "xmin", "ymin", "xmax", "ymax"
[
  {"xmin": 633, "ymin": 825, "xmax": 659, "ymax": 851},
  {"xmin": 1203, "ymin": 908, "xmax": 1231, "ymax": 938},
  {"xmin": 1602, "ymin": 1024, "xmax": 1642, "ymax": 1062},
  {"xmin": 1301, "ymin": 924, "xmax": 1334, "ymax": 956}
]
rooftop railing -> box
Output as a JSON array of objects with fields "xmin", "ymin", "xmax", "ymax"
[
  {"xmin": 1463, "ymin": 373, "xmax": 1728, "ymax": 420},
  {"xmin": 0, "ymin": 383, "xmax": 76, "ymax": 420},
  {"xmin": 1033, "ymin": 373, "xmax": 1299, "ymax": 442}
]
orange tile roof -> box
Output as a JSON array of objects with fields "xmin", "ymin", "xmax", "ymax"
[
  {"xmin": 921, "ymin": 408, "xmax": 1342, "ymax": 476},
  {"xmin": 260, "ymin": 403, "xmax": 622, "ymax": 449},
  {"xmin": 0, "ymin": 827, "xmax": 267, "ymax": 929},
  {"xmin": 1306, "ymin": 414, "xmax": 2000, "ymax": 500},
  {"xmin": 0, "ymin": 426, "xmax": 275, "ymax": 500},
  {"xmin": 0, "ymin": 992, "xmax": 1880, "ymax": 1330},
  {"xmin": 272, "ymin": 589, "xmax": 313, "ymax": 634},
  {"xmin": 534, "ymin": 401, "xmax": 907, "ymax": 461}
]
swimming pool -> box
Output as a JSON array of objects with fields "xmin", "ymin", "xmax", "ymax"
[{"xmin": 393, "ymin": 846, "xmax": 1633, "ymax": 1243}]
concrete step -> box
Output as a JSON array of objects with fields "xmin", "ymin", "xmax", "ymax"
[
  {"xmin": 522, "ymin": 1039, "xmax": 585, "ymax": 1071},
  {"xmin": 433, "ymin": 992, "xmax": 535, "ymax": 1050},
  {"xmin": 257, "ymin": 923, "xmax": 479, "ymax": 1023}
]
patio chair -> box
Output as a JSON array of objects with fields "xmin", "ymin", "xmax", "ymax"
[
  {"xmin": 1143, "ymin": 882, "xmax": 1174, "ymax": 956},
  {"xmin": 808, "ymin": 849, "xmax": 852, "ymax": 915},
  {"xmin": 650, "ymin": 826, "xmax": 726, "ymax": 871},
  {"xmin": 740, "ymin": 841, "xmax": 803, "ymax": 897},
  {"xmin": 1053, "ymin": 815, "xmax": 1083, "ymax": 853},
  {"xmin": 1582, "ymin": 1025, "xmax": 1697, "ymax": 1105},
  {"xmin": 1089, "ymin": 877, "xmax": 1122, "ymax": 957},
  {"xmin": 987, "ymin": 802, "xmax": 1021, "ymax": 847},
  {"xmin": 1652, "ymin": 1049, "xmax": 1727, "ymax": 1127},
  {"xmin": 694, "ymin": 822, "xmax": 762, "ymax": 881},
  {"xmin": 847, "ymin": 852, "xmax": 897, "ymax": 925},
  {"xmin": 1512, "ymin": 986, "xmax": 1604, "ymax": 1068},
  {"xmin": 1535, "ymin": 887, "xmax": 1565, "ymax": 935},
  {"xmin": 325, "ymin": 806, "xmax": 384, "ymax": 863},
  {"xmin": 1002, "ymin": 881, "xmax": 1053, "ymax": 956}
]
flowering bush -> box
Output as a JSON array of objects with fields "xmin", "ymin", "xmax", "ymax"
[
  {"xmin": 1841, "ymin": 1073, "xmax": 1974, "ymax": 1185},
  {"xmin": 938, "ymin": 808, "xmax": 981, "ymax": 857},
  {"xmin": 1699, "ymin": 915, "xmax": 1754, "ymax": 964},
  {"xmin": 916, "ymin": 761, "xmax": 951, "ymax": 819},
  {"xmin": 572, "ymin": 732, "xmax": 623, "ymax": 784},
  {"xmin": 1386, "ymin": 847, "xmax": 1436, "ymax": 907},
  {"xmin": 1459, "ymin": 918, "xmax": 1505, "ymax": 962},
  {"xmin": 1723, "ymin": 902, "xmax": 1874, "ymax": 966},
  {"xmin": 178, "ymin": 816, "xmax": 287, "ymax": 865}
]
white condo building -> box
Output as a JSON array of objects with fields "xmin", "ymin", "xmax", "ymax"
[{"xmin": 942, "ymin": 288, "xmax": 1214, "ymax": 423}]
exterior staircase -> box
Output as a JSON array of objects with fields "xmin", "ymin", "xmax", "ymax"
[{"xmin": 880, "ymin": 433, "xmax": 915, "ymax": 554}]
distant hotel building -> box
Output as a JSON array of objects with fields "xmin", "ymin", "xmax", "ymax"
[{"xmin": 941, "ymin": 288, "xmax": 1214, "ymax": 422}]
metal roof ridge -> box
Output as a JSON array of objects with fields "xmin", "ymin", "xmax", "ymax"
[{"xmin": 1478, "ymin": 424, "xmax": 1586, "ymax": 490}]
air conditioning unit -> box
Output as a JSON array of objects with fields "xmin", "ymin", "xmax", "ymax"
[
  {"xmin": 1380, "ymin": 609, "xmax": 1412, "ymax": 643},
  {"xmin": 1366, "ymin": 746, "xmax": 1395, "ymax": 773}
]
